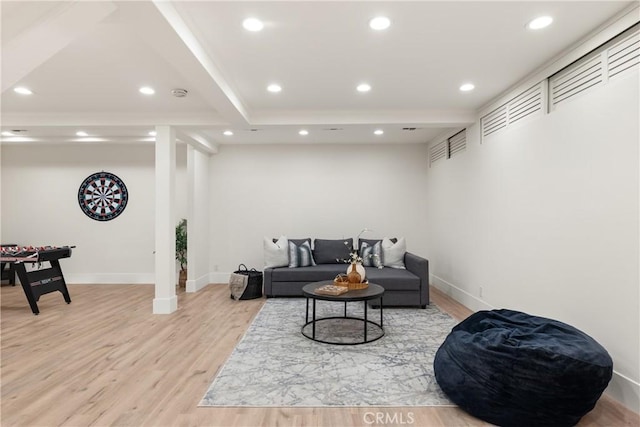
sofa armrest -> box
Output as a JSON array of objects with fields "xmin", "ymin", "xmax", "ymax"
[
  {"xmin": 263, "ymin": 267, "xmax": 273, "ymax": 296},
  {"xmin": 405, "ymin": 252, "xmax": 429, "ymax": 306}
]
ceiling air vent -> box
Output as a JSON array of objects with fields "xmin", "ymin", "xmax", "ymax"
[
  {"xmin": 402, "ymin": 127, "xmax": 417, "ymax": 131},
  {"xmin": 171, "ymin": 88, "xmax": 188, "ymax": 97}
]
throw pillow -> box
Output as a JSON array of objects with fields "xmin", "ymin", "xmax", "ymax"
[
  {"xmin": 263, "ymin": 236, "xmax": 289, "ymax": 268},
  {"xmin": 314, "ymin": 238, "xmax": 353, "ymax": 264},
  {"xmin": 288, "ymin": 240, "xmax": 316, "ymax": 268},
  {"xmin": 382, "ymin": 237, "xmax": 406, "ymax": 269},
  {"xmin": 359, "ymin": 237, "xmax": 397, "ymax": 248},
  {"xmin": 360, "ymin": 241, "xmax": 384, "ymax": 268}
]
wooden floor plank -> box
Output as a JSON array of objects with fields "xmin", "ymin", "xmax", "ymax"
[{"xmin": 0, "ymin": 283, "xmax": 637, "ymax": 426}]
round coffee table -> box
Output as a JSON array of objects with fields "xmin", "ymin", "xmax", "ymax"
[{"xmin": 301, "ymin": 281, "xmax": 385, "ymax": 345}]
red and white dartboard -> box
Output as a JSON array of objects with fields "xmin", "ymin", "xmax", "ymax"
[{"xmin": 78, "ymin": 171, "xmax": 128, "ymax": 221}]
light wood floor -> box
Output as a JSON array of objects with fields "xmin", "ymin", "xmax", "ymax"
[{"xmin": 1, "ymin": 283, "xmax": 638, "ymax": 427}]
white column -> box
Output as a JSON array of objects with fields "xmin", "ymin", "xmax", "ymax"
[
  {"xmin": 153, "ymin": 125, "xmax": 177, "ymax": 314},
  {"xmin": 186, "ymin": 145, "xmax": 211, "ymax": 293}
]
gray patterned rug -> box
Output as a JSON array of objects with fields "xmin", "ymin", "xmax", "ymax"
[{"xmin": 199, "ymin": 298, "xmax": 459, "ymax": 407}]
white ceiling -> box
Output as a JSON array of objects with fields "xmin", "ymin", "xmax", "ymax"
[{"xmin": 0, "ymin": 1, "xmax": 634, "ymax": 148}]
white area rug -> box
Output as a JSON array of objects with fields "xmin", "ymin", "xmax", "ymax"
[{"xmin": 199, "ymin": 298, "xmax": 458, "ymax": 407}]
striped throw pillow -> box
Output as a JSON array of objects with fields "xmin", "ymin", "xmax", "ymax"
[
  {"xmin": 360, "ymin": 241, "xmax": 384, "ymax": 268},
  {"xmin": 288, "ymin": 240, "xmax": 316, "ymax": 268}
]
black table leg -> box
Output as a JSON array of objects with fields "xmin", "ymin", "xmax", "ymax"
[
  {"xmin": 364, "ymin": 300, "xmax": 368, "ymax": 343},
  {"xmin": 305, "ymin": 297, "xmax": 309, "ymax": 323},
  {"xmin": 15, "ymin": 264, "xmax": 39, "ymax": 315},
  {"xmin": 344, "ymin": 301, "xmax": 347, "ymax": 317},
  {"xmin": 380, "ymin": 296, "xmax": 384, "ymax": 328},
  {"xmin": 312, "ymin": 298, "xmax": 316, "ymax": 339}
]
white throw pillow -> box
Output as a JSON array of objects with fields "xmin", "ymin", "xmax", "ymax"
[
  {"xmin": 382, "ymin": 237, "xmax": 406, "ymax": 269},
  {"xmin": 264, "ymin": 236, "xmax": 289, "ymax": 268}
]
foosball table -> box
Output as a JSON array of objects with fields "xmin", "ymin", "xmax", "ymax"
[{"xmin": 0, "ymin": 245, "xmax": 74, "ymax": 315}]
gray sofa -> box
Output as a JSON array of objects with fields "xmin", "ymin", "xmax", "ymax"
[{"xmin": 264, "ymin": 238, "xmax": 429, "ymax": 308}]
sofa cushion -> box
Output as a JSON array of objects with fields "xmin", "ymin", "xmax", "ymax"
[
  {"xmin": 288, "ymin": 240, "xmax": 316, "ymax": 268},
  {"xmin": 360, "ymin": 241, "xmax": 383, "ymax": 268},
  {"xmin": 314, "ymin": 238, "xmax": 353, "ymax": 264},
  {"xmin": 382, "ymin": 237, "xmax": 406, "ymax": 269},
  {"xmin": 271, "ymin": 264, "xmax": 346, "ymax": 282},
  {"xmin": 366, "ymin": 267, "xmax": 419, "ymax": 291},
  {"xmin": 264, "ymin": 235, "xmax": 289, "ymax": 268}
]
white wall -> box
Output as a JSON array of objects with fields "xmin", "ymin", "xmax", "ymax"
[
  {"xmin": 208, "ymin": 143, "xmax": 430, "ymax": 275},
  {"xmin": 0, "ymin": 143, "xmax": 188, "ymax": 283},
  {"xmin": 426, "ymin": 71, "xmax": 639, "ymax": 410}
]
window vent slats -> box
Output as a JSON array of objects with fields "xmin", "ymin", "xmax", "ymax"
[
  {"xmin": 482, "ymin": 106, "xmax": 507, "ymax": 138},
  {"xmin": 551, "ymin": 55, "xmax": 603, "ymax": 107},
  {"xmin": 608, "ymin": 32, "xmax": 639, "ymax": 78},
  {"xmin": 429, "ymin": 129, "xmax": 467, "ymax": 167},
  {"xmin": 550, "ymin": 24, "xmax": 639, "ymax": 109},
  {"xmin": 429, "ymin": 141, "xmax": 447, "ymax": 166},
  {"xmin": 448, "ymin": 130, "xmax": 466, "ymax": 157},
  {"xmin": 481, "ymin": 83, "xmax": 542, "ymax": 140},
  {"xmin": 508, "ymin": 84, "xmax": 542, "ymax": 124}
]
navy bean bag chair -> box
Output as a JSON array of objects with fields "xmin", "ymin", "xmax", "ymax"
[{"xmin": 434, "ymin": 309, "xmax": 612, "ymax": 427}]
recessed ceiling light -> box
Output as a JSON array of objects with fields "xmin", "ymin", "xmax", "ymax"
[
  {"xmin": 223, "ymin": 130, "xmax": 234, "ymax": 136},
  {"xmin": 357, "ymin": 83, "xmax": 371, "ymax": 92},
  {"xmin": 76, "ymin": 131, "xmax": 88, "ymax": 137},
  {"xmin": 148, "ymin": 131, "xmax": 157, "ymax": 136},
  {"xmin": 459, "ymin": 83, "xmax": 475, "ymax": 92},
  {"xmin": 243, "ymin": 18, "xmax": 264, "ymax": 32},
  {"xmin": 1, "ymin": 131, "xmax": 15, "ymax": 137},
  {"xmin": 369, "ymin": 16, "xmax": 391, "ymax": 31},
  {"xmin": 299, "ymin": 130, "xmax": 309, "ymax": 136},
  {"xmin": 13, "ymin": 87, "xmax": 33, "ymax": 95},
  {"xmin": 267, "ymin": 84, "xmax": 282, "ymax": 93},
  {"xmin": 527, "ymin": 16, "xmax": 553, "ymax": 30},
  {"xmin": 139, "ymin": 86, "xmax": 155, "ymax": 95},
  {"xmin": 374, "ymin": 129, "xmax": 384, "ymax": 135}
]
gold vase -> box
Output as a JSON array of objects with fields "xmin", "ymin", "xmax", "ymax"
[{"xmin": 347, "ymin": 263, "xmax": 362, "ymax": 283}]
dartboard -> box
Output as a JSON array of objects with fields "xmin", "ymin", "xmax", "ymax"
[{"xmin": 78, "ymin": 171, "xmax": 128, "ymax": 221}]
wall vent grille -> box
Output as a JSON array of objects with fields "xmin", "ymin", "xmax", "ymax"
[
  {"xmin": 430, "ymin": 129, "xmax": 467, "ymax": 167},
  {"xmin": 448, "ymin": 129, "xmax": 467, "ymax": 157},
  {"xmin": 481, "ymin": 83, "xmax": 543, "ymax": 140},
  {"xmin": 508, "ymin": 83, "xmax": 543, "ymax": 125},
  {"xmin": 551, "ymin": 24, "xmax": 638, "ymax": 110},
  {"xmin": 607, "ymin": 28, "xmax": 639, "ymax": 79},
  {"xmin": 481, "ymin": 105, "xmax": 507, "ymax": 138},
  {"xmin": 550, "ymin": 54, "xmax": 603, "ymax": 107},
  {"xmin": 429, "ymin": 141, "xmax": 447, "ymax": 166}
]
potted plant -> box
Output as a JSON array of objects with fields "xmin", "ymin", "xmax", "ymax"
[{"xmin": 176, "ymin": 218, "xmax": 187, "ymax": 287}]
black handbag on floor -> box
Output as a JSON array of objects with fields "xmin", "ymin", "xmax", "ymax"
[{"xmin": 230, "ymin": 264, "xmax": 263, "ymax": 300}]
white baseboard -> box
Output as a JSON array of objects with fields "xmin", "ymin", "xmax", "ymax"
[
  {"xmin": 431, "ymin": 274, "xmax": 493, "ymax": 312},
  {"xmin": 431, "ymin": 274, "xmax": 640, "ymax": 414},
  {"xmin": 607, "ymin": 370, "xmax": 640, "ymax": 413},
  {"xmin": 186, "ymin": 273, "xmax": 209, "ymax": 293},
  {"xmin": 152, "ymin": 295, "xmax": 177, "ymax": 314}
]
